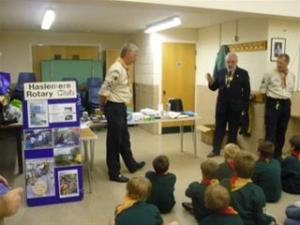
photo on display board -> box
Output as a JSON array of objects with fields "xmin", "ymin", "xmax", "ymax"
[
  {"xmin": 25, "ymin": 158, "xmax": 55, "ymax": 199},
  {"xmin": 54, "ymin": 146, "xmax": 82, "ymax": 167},
  {"xmin": 53, "ymin": 127, "xmax": 80, "ymax": 148},
  {"xmin": 27, "ymin": 100, "xmax": 49, "ymax": 128},
  {"xmin": 48, "ymin": 103, "xmax": 77, "ymax": 123},
  {"xmin": 24, "ymin": 129, "xmax": 53, "ymax": 150},
  {"xmin": 270, "ymin": 38, "xmax": 286, "ymax": 61},
  {"xmin": 58, "ymin": 169, "xmax": 80, "ymax": 198}
]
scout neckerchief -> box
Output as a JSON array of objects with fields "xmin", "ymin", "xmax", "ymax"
[
  {"xmin": 115, "ymin": 196, "xmax": 137, "ymax": 215},
  {"xmin": 280, "ymin": 70, "xmax": 288, "ymax": 89},
  {"xmin": 291, "ymin": 150, "xmax": 300, "ymax": 160},
  {"xmin": 220, "ymin": 206, "xmax": 238, "ymax": 215},
  {"xmin": 202, "ymin": 177, "xmax": 219, "ymax": 186},
  {"xmin": 229, "ymin": 176, "xmax": 252, "ymax": 192},
  {"xmin": 259, "ymin": 154, "xmax": 272, "ymax": 163},
  {"xmin": 226, "ymin": 160, "xmax": 235, "ymax": 171},
  {"xmin": 117, "ymin": 57, "xmax": 129, "ymax": 72}
]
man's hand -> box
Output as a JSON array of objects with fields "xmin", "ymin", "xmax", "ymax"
[
  {"xmin": 206, "ymin": 73, "xmax": 214, "ymax": 85},
  {"xmin": 0, "ymin": 176, "xmax": 8, "ymax": 186},
  {"xmin": 99, "ymin": 95, "xmax": 107, "ymax": 112},
  {"xmin": 1, "ymin": 187, "xmax": 23, "ymax": 218}
]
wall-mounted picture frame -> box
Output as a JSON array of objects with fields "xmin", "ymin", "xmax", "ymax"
[{"xmin": 270, "ymin": 38, "xmax": 286, "ymax": 62}]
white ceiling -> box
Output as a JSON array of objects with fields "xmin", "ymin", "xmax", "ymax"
[{"xmin": 0, "ymin": 0, "xmax": 264, "ymax": 33}]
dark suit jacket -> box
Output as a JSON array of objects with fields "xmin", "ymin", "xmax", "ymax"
[{"xmin": 209, "ymin": 67, "xmax": 250, "ymax": 113}]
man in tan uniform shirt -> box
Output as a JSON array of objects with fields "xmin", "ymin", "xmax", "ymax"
[
  {"xmin": 99, "ymin": 43, "xmax": 145, "ymax": 182},
  {"xmin": 260, "ymin": 54, "xmax": 295, "ymax": 159}
]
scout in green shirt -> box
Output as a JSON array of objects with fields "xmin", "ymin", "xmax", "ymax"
[
  {"xmin": 182, "ymin": 159, "xmax": 219, "ymax": 223},
  {"xmin": 218, "ymin": 143, "xmax": 240, "ymax": 181},
  {"xmin": 201, "ymin": 184, "xmax": 244, "ymax": 225},
  {"xmin": 146, "ymin": 155, "xmax": 176, "ymax": 214},
  {"xmin": 114, "ymin": 177, "xmax": 163, "ymax": 225},
  {"xmin": 253, "ymin": 141, "xmax": 282, "ymax": 202},
  {"xmin": 282, "ymin": 135, "xmax": 300, "ymax": 194},
  {"xmin": 221, "ymin": 152, "xmax": 276, "ymax": 225}
]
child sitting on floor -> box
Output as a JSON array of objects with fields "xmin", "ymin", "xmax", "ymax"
[
  {"xmin": 145, "ymin": 155, "xmax": 176, "ymax": 213},
  {"xmin": 282, "ymin": 135, "xmax": 300, "ymax": 194},
  {"xmin": 218, "ymin": 143, "xmax": 240, "ymax": 181},
  {"xmin": 200, "ymin": 184, "xmax": 244, "ymax": 225},
  {"xmin": 221, "ymin": 152, "xmax": 276, "ymax": 225},
  {"xmin": 111, "ymin": 177, "xmax": 179, "ymax": 225},
  {"xmin": 182, "ymin": 159, "xmax": 219, "ymax": 223},
  {"xmin": 253, "ymin": 140, "xmax": 282, "ymax": 202}
]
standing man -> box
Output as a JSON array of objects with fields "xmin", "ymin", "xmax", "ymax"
[
  {"xmin": 99, "ymin": 43, "xmax": 145, "ymax": 183},
  {"xmin": 206, "ymin": 53, "xmax": 250, "ymax": 157},
  {"xmin": 260, "ymin": 54, "xmax": 295, "ymax": 159}
]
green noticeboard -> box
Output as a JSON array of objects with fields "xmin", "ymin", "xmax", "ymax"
[{"xmin": 41, "ymin": 60, "xmax": 103, "ymax": 86}]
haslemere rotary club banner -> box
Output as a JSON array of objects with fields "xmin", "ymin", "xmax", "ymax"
[{"xmin": 22, "ymin": 81, "xmax": 83, "ymax": 206}]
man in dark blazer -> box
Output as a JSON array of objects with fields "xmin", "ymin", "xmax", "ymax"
[{"xmin": 206, "ymin": 53, "xmax": 250, "ymax": 157}]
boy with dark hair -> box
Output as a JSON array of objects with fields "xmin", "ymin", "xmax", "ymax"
[
  {"xmin": 253, "ymin": 140, "xmax": 282, "ymax": 202},
  {"xmin": 221, "ymin": 152, "xmax": 276, "ymax": 225},
  {"xmin": 282, "ymin": 135, "xmax": 300, "ymax": 194},
  {"xmin": 182, "ymin": 159, "xmax": 219, "ymax": 223},
  {"xmin": 201, "ymin": 184, "xmax": 244, "ymax": 225},
  {"xmin": 145, "ymin": 155, "xmax": 176, "ymax": 213}
]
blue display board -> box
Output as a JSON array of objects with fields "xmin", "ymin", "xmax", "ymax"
[{"xmin": 22, "ymin": 81, "xmax": 83, "ymax": 206}]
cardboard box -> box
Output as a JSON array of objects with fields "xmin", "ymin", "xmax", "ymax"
[{"xmin": 198, "ymin": 124, "xmax": 227, "ymax": 147}]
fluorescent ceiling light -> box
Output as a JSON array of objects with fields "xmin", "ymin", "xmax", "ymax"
[
  {"xmin": 41, "ymin": 9, "xmax": 56, "ymax": 30},
  {"xmin": 144, "ymin": 16, "xmax": 181, "ymax": 34}
]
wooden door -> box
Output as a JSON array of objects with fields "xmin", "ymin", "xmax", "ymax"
[{"xmin": 162, "ymin": 43, "xmax": 196, "ymax": 128}]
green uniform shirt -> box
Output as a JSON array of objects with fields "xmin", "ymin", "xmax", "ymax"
[
  {"xmin": 218, "ymin": 162, "xmax": 235, "ymax": 181},
  {"xmin": 253, "ymin": 159, "xmax": 282, "ymax": 202},
  {"xmin": 185, "ymin": 181, "xmax": 212, "ymax": 223},
  {"xmin": 145, "ymin": 171, "xmax": 176, "ymax": 213},
  {"xmin": 282, "ymin": 155, "xmax": 300, "ymax": 194},
  {"xmin": 115, "ymin": 201, "xmax": 163, "ymax": 225},
  {"xmin": 221, "ymin": 179, "xmax": 273, "ymax": 225},
  {"xmin": 201, "ymin": 212, "xmax": 244, "ymax": 225}
]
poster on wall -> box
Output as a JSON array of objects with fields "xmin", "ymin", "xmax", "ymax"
[{"xmin": 22, "ymin": 81, "xmax": 83, "ymax": 207}]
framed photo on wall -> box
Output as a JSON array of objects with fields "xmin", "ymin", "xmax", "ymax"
[{"xmin": 270, "ymin": 38, "xmax": 286, "ymax": 61}]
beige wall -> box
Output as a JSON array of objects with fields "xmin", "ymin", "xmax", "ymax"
[
  {"xmin": 0, "ymin": 31, "xmax": 130, "ymax": 82},
  {"xmin": 196, "ymin": 17, "xmax": 300, "ymax": 154}
]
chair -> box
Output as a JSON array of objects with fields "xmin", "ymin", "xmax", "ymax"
[
  {"xmin": 86, "ymin": 78, "xmax": 101, "ymax": 114},
  {"xmin": 169, "ymin": 98, "xmax": 184, "ymax": 112},
  {"xmin": 12, "ymin": 72, "xmax": 36, "ymax": 100},
  {"xmin": 15, "ymin": 72, "xmax": 36, "ymax": 92}
]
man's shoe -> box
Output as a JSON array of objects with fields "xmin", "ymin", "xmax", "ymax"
[
  {"xmin": 207, "ymin": 151, "xmax": 220, "ymax": 158},
  {"xmin": 109, "ymin": 174, "xmax": 129, "ymax": 183},
  {"xmin": 129, "ymin": 161, "xmax": 146, "ymax": 173}
]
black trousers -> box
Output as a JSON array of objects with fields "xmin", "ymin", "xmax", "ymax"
[
  {"xmin": 212, "ymin": 110, "xmax": 241, "ymax": 154},
  {"xmin": 104, "ymin": 101, "xmax": 137, "ymax": 178},
  {"xmin": 265, "ymin": 97, "xmax": 291, "ymax": 159}
]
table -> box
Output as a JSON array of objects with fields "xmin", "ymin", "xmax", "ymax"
[
  {"xmin": 0, "ymin": 123, "xmax": 22, "ymax": 174},
  {"xmin": 89, "ymin": 115, "xmax": 201, "ymax": 156},
  {"xmin": 80, "ymin": 127, "xmax": 97, "ymax": 193}
]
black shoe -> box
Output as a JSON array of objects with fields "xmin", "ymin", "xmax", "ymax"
[
  {"xmin": 109, "ymin": 174, "xmax": 129, "ymax": 183},
  {"xmin": 129, "ymin": 161, "xmax": 146, "ymax": 173},
  {"xmin": 207, "ymin": 151, "xmax": 220, "ymax": 158},
  {"xmin": 182, "ymin": 202, "xmax": 194, "ymax": 214}
]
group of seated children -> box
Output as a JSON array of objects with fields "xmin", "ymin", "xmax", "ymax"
[{"xmin": 110, "ymin": 135, "xmax": 300, "ymax": 225}]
